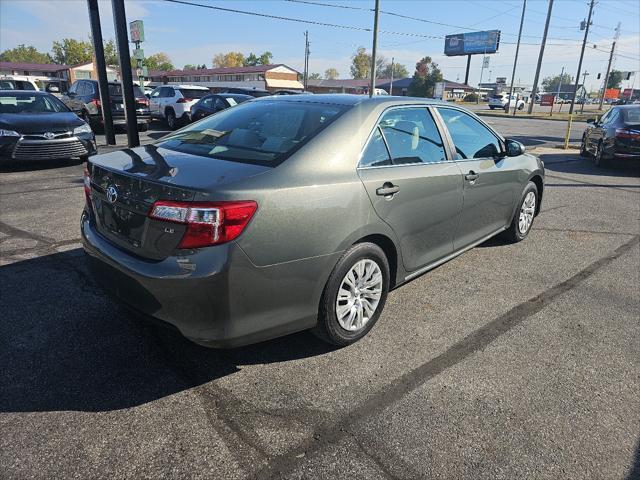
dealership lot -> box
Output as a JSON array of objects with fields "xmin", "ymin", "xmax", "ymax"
[{"xmin": 1, "ymin": 118, "xmax": 639, "ymax": 479}]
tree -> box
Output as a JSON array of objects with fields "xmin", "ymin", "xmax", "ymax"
[
  {"xmin": 243, "ymin": 51, "xmax": 273, "ymax": 66},
  {"xmin": 144, "ymin": 52, "xmax": 174, "ymax": 71},
  {"xmin": 607, "ymin": 70, "xmax": 623, "ymax": 89},
  {"xmin": 103, "ymin": 39, "xmax": 118, "ymax": 66},
  {"xmin": 541, "ymin": 73, "xmax": 573, "ymax": 93},
  {"xmin": 213, "ymin": 51, "xmax": 245, "ymax": 68},
  {"xmin": 51, "ymin": 38, "xmax": 93, "ymax": 65},
  {"xmin": 183, "ymin": 64, "xmax": 197, "ymax": 70},
  {"xmin": 350, "ymin": 47, "xmax": 387, "ymax": 79},
  {"xmin": 407, "ymin": 56, "xmax": 443, "ymax": 97},
  {"xmin": 379, "ymin": 62, "xmax": 409, "ymax": 80},
  {"xmin": 308, "ymin": 73, "xmax": 321, "ymax": 80},
  {"xmin": 324, "ymin": 68, "xmax": 339, "ymax": 79},
  {"xmin": 0, "ymin": 44, "xmax": 52, "ymax": 63}
]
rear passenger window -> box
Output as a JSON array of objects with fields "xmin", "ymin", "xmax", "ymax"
[
  {"xmin": 378, "ymin": 108, "xmax": 446, "ymax": 165},
  {"xmin": 437, "ymin": 108, "xmax": 501, "ymax": 159},
  {"xmin": 360, "ymin": 127, "xmax": 392, "ymax": 167}
]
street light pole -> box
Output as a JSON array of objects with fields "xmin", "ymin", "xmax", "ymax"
[
  {"xmin": 86, "ymin": 0, "xmax": 115, "ymax": 145},
  {"xmin": 569, "ymin": 0, "xmax": 595, "ymax": 115},
  {"xmin": 507, "ymin": 0, "xmax": 526, "ymax": 117},
  {"xmin": 369, "ymin": 0, "xmax": 380, "ymax": 98},
  {"xmin": 389, "ymin": 56, "xmax": 394, "ymax": 95},
  {"xmin": 580, "ymin": 70, "xmax": 589, "ymax": 113},
  {"xmin": 529, "ymin": 0, "xmax": 554, "ymax": 114}
]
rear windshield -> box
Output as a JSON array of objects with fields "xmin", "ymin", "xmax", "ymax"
[
  {"xmin": 179, "ymin": 89, "xmax": 209, "ymax": 99},
  {"xmin": 0, "ymin": 92, "xmax": 69, "ymax": 113},
  {"xmin": 623, "ymin": 108, "xmax": 640, "ymax": 125},
  {"xmin": 108, "ymin": 84, "xmax": 145, "ymax": 98},
  {"xmin": 157, "ymin": 100, "xmax": 348, "ymax": 166}
]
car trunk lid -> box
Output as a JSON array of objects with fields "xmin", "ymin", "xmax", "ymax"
[{"xmin": 88, "ymin": 144, "xmax": 270, "ymax": 259}]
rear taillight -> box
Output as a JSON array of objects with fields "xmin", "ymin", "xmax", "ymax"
[
  {"xmin": 138, "ymin": 98, "xmax": 149, "ymax": 106},
  {"xmin": 83, "ymin": 165, "xmax": 92, "ymax": 208},
  {"xmin": 149, "ymin": 200, "xmax": 257, "ymax": 248},
  {"xmin": 176, "ymin": 98, "xmax": 192, "ymax": 103},
  {"xmin": 91, "ymin": 98, "xmax": 101, "ymax": 109},
  {"xmin": 615, "ymin": 128, "xmax": 640, "ymax": 140}
]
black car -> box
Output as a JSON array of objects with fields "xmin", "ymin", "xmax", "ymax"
[
  {"xmin": 219, "ymin": 87, "xmax": 271, "ymax": 98},
  {"xmin": 0, "ymin": 90, "xmax": 96, "ymax": 162},
  {"xmin": 190, "ymin": 93, "xmax": 252, "ymax": 121},
  {"xmin": 580, "ymin": 105, "xmax": 640, "ymax": 166},
  {"xmin": 61, "ymin": 80, "xmax": 151, "ymax": 131},
  {"xmin": 273, "ymin": 90, "xmax": 312, "ymax": 95}
]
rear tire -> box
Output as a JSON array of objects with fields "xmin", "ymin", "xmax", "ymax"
[
  {"xmin": 489, "ymin": 106, "xmax": 495, "ymax": 110},
  {"xmin": 580, "ymin": 136, "xmax": 590, "ymax": 157},
  {"xmin": 137, "ymin": 123, "xmax": 149, "ymax": 132},
  {"xmin": 166, "ymin": 110, "xmax": 177, "ymax": 130},
  {"xmin": 501, "ymin": 181, "xmax": 538, "ymax": 243},
  {"xmin": 312, "ymin": 242, "xmax": 390, "ymax": 347}
]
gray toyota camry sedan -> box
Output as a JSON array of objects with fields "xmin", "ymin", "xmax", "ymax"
[{"xmin": 82, "ymin": 95, "xmax": 544, "ymax": 347}]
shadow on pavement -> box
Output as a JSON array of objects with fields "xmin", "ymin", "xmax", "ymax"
[
  {"xmin": 0, "ymin": 157, "xmax": 84, "ymax": 173},
  {"xmin": 539, "ymin": 152, "xmax": 640, "ymax": 178},
  {"xmin": 0, "ymin": 249, "xmax": 335, "ymax": 413},
  {"xmin": 628, "ymin": 436, "xmax": 640, "ymax": 480}
]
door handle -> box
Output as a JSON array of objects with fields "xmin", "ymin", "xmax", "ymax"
[
  {"xmin": 376, "ymin": 183, "xmax": 400, "ymax": 197},
  {"xmin": 465, "ymin": 171, "xmax": 479, "ymax": 182}
]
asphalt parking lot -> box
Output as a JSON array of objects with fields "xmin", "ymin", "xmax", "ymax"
[{"xmin": 1, "ymin": 118, "xmax": 639, "ymax": 479}]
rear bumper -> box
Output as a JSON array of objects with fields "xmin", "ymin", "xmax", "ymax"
[{"xmin": 81, "ymin": 212, "xmax": 331, "ymax": 347}]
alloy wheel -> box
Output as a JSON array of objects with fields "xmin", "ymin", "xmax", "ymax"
[
  {"xmin": 335, "ymin": 259, "xmax": 383, "ymax": 332},
  {"xmin": 518, "ymin": 191, "xmax": 536, "ymax": 234}
]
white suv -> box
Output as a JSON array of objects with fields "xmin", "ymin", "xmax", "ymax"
[
  {"xmin": 149, "ymin": 85, "xmax": 210, "ymax": 129},
  {"xmin": 488, "ymin": 93, "xmax": 526, "ymax": 111}
]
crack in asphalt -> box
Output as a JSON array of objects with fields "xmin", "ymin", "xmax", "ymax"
[
  {"xmin": 0, "ymin": 184, "xmax": 83, "ymax": 196},
  {"xmin": 251, "ymin": 235, "xmax": 640, "ymax": 479},
  {"xmin": 544, "ymin": 174, "xmax": 640, "ymax": 194},
  {"xmin": 535, "ymin": 227, "xmax": 638, "ymax": 236}
]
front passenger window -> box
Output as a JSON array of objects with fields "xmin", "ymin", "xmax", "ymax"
[
  {"xmin": 437, "ymin": 108, "xmax": 501, "ymax": 159},
  {"xmin": 379, "ymin": 108, "xmax": 446, "ymax": 164}
]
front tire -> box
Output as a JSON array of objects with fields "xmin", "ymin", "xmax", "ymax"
[
  {"xmin": 501, "ymin": 181, "xmax": 538, "ymax": 243},
  {"xmin": 312, "ymin": 242, "xmax": 390, "ymax": 347},
  {"xmin": 580, "ymin": 136, "xmax": 590, "ymax": 157},
  {"xmin": 489, "ymin": 106, "xmax": 495, "ymax": 110}
]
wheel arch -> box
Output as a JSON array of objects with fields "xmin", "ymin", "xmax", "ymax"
[
  {"xmin": 353, "ymin": 233, "xmax": 400, "ymax": 289},
  {"xmin": 529, "ymin": 174, "xmax": 544, "ymax": 215}
]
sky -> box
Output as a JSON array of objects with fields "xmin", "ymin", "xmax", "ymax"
[{"xmin": 1, "ymin": 0, "xmax": 639, "ymax": 92}]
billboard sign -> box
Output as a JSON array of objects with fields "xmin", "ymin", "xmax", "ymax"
[
  {"xmin": 496, "ymin": 77, "xmax": 507, "ymax": 84},
  {"xmin": 444, "ymin": 30, "xmax": 500, "ymax": 56},
  {"xmin": 130, "ymin": 20, "xmax": 145, "ymax": 43}
]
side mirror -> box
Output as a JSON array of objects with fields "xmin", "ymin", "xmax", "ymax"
[
  {"xmin": 505, "ymin": 139, "xmax": 525, "ymax": 157},
  {"xmin": 586, "ymin": 118, "xmax": 596, "ymax": 124}
]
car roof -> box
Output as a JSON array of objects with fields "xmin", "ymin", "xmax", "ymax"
[
  {"xmin": 217, "ymin": 93, "xmax": 253, "ymax": 99},
  {"xmin": 252, "ymin": 93, "xmax": 449, "ymax": 108},
  {"xmin": 0, "ymin": 89, "xmax": 49, "ymax": 96},
  {"xmin": 613, "ymin": 104, "xmax": 640, "ymax": 110},
  {"xmin": 168, "ymin": 84, "xmax": 209, "ymax": 90}
]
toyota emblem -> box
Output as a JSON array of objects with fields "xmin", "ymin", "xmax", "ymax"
[
  {"xmin": 106, "ymin": 185, "xmax": 118, "ymax": 204},
  {"xmin": 44, "ymin": 132, "xmax": 55, "ymax": 140}
]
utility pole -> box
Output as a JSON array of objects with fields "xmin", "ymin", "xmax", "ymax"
[
  {"xmin": 369, "ymin": 0, "xmax": 380, "ymax": 98},
  {"xmin": 303, "ymin": 30, "xmax": 309, "ymax": 91},
  {"xmin": 569, "ymin": 0, "xmax": 595, "ymax": 115},
  {"xmin": 529, "ymin": 0, "xmax": 554, "ymax": 114},
  {"xmin": 86, "ymin": 0, "xmax": 115, "ymax": 145},
  {"xmin": 111, "ymin": 0, "xmax": 139, "ymax": 147},
  {"xmin": 507, "ymin": 0, "xmax": 526, "ymax": 116},
  {"xmin": 389, "ymin": 56, "xmax": 395, "ymax": 95},
  {"xmin": 598, "ymin": 22, "xmax": 620, "ymax": 110},
  {"xmin": 464, "ymin": 54, "xmax": 471, "ymax": 85},
  {"xmin": 477, "ymin": 49, "xmax": 487, "ymax": 104}
]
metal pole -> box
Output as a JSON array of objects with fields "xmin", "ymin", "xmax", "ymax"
[
  {"xmin": 87, "ymin": 0, "xmax": 115, "ymax": 145},
  {"xmin": 477, "ymin": 50, "xmax": 486, "ymax": 104},
  {"xmin": 598, "ymin": 23, "xmax": 619, "ymax": 110},
  {"xmin": 389, "ymin": 56, "xmax": 394, "ymax": 95},
  {"xmin": 529, "ymin": 0, "xmax": 554, "ymax": 114},
  {"xmin": 111, "ymin": 0, "xmax": 139, "ymax": 147},
  {"xmin": 556, "ymin": 65, "xmax": 564, "ymax": 112},
  {"xmin": 369, "ymin": 0, "xmax": 380, "ymax": 98},
  {"xmin": 464, "ymin": 54, "xmax": 471, "ymax": 85},
  {"xmin": 303, "ymin": 30, "xmax": 309, "ymax": 91},
  {"xmin": 569, "ymin": 0, "xmax": 594, "ymax": 115},
  {"xmin": 508, "ymin": 0, "xmax": 526, "ymax": 116},
  {"xmin": 580, "ymin": 71, "xmax": 588, "ymax": 113}
]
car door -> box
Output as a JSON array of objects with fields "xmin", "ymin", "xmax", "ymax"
[
  {"xmin": 149, "ymin": 87, "xmax": 161, "ymax": 116},
  {"xmin": 435, "ymin": 107, "xmax": 519, "ymax": 250},
  {"xmin": 586, "ymin": 109, "xmax": 612, "ymax": 151},
  {"xmin": 358, "ymin": 106, "xmax": 464, "ymax": 272}
]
